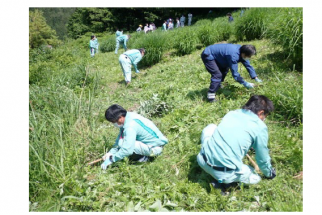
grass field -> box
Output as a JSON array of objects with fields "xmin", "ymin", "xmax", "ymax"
[{"xmin": 29, "ymin": 8, "xmax": 303, "ymax": 212}]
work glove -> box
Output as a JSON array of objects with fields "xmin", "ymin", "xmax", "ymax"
[
  {"xmin": 255, "ymin": 77, "xmax": 262, "ymax": 83},
  {"xmin": 102, "ymin": 152, "xmax": 112, "ymax": 161},
  {"xmin": 243, "ymin": 82, "xmax": 255, "ymax": 89},
  {"xmin": 101, "ymin": 158, "xmax": 113, "ymax": 170},
  {"xmin": 265, "ymin": 168, "xmax": 276, "ymax": 179},
  {"xmin": 135, "ymin": 70, "xmax": 140, "ymax": 73}
]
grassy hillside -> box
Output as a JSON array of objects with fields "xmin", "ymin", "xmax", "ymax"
[{"xmin": 29, "ymin": 8, "xmax": 303, "ymax": 212}]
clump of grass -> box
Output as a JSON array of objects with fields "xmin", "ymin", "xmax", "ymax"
[
  {"xmin": 197, "ymin": 24, "xmax": 218, "ymax": 46},
  {"xmin": 174, "ymin": 27, "xmax": 199, "ymax": 56},
  {"xmin": 266, "ymin": 8, "xmax": 303, "ymax": 69},
  {"xmin": 131, "ymin": 33, "xmax": 167, "ymax": 67},
  {"xmin": 234, "ymin": 8, "xmax": 272, "ymax": 41},
  {"xmin": 99, "ymin": 35, "xmax": 116, "ymax": 53},
  {"xmin": 137, "ymin": 94, "xmax": 172, "ymax": 118}
]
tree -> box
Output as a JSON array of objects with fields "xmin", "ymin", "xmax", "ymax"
[{"xmin": 29, "ymin": 9, "xmax": 60, "ymax": 49}]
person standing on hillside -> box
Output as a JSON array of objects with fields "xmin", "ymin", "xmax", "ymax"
[
  {"xmin": 162, "ymin": 20, "xmax": 167, "ymax": 31},
  {"xmin": 101, "ymin": 104, "xmax": 169, "ymax": 169},
  {"xmin": 144, "ymin": 23, "xmax": 150, "ymax": 34},
  {"xmin": 118, "ymin": 48, "xmax": 145, "ymax": 85},
  {"xmin": 201, "ymin": 43, "xmax": 262, "ymax": 102},
  {"xmin": 116, "ymin": 29, "xmax": 123, "ymax": 37},
  {"xmin": 176, "ymin": 18, "xmax": 180, "ymax": 28},
  {"xmin": 227, "ymin": 13, "xmax": 234, "ymax": 22},
  {"xmin": 168, "ymin": 21, "xmax": 174, "ymax": 30},
  {"xmin": 180, "ymin": 15, "xmax": 185, "ymax": 27},
  {"xmin": 197, "ymin": 95, "xmax": 276, "ymax": 193},
  {"xmin": 89, "ymin": 35, "xmax": 96, "ymax": 57},
  {"xmin": 94, "ymin": 35, "xmax": 99, "ymax": 54},
  {"xmin": 188, "ymin": 13, "xmax": 193, "ymax": 26},
  {"xmin": 136, "ymin": 25, "xmax": 142, "ymax": 32},
  {"xmin": 115, "ymin": 34, "xmax": 131, "ymax": 54}
]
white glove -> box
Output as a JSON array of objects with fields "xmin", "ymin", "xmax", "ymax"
[{"xmin": 102, "ymin": 152, "xmax": 112, "ymax": 161}]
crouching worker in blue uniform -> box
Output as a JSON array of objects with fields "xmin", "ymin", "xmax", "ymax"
[
  {"xmin": 101, "ymin": 104, "xmax": 169, "ymax": 170},
  {"xmin": 119, "ymin": 48, "xmax": 145, "ymax": 85},
  {"xmin": 197, "ymin": 95, "xmax": 276, "ymax": 192},
  {"xmin": 201, "ymin": 44, "xmax": 263, "ymax": 102}
]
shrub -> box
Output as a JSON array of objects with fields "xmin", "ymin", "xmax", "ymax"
[
  {"xmin": 234, "ymin": 8, "xmax": 272, "ymax": 41},
  {"xmin": 266, "ymin": 8, "xmax": 303, "ymax": 69},
  {"xmin": 131, "ymin": 33, "xmax": 167, "ymax": 67},
  {"xmin": 174, "ymin": 27, "xmax": 199, "ymax": 56},
  {"xmin": 100, "ymin": 35, "xmax": 116, "ymax": 53}
]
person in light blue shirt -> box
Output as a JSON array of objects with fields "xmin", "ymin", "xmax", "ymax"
[
  {"xmin": 101, "ymin": 104, "xmax": 169, "ymax": 170},
  {"xmin": 162, "ymin": 20, "xmax": 167, "ymax": 31},
  {"xmin": 180, "ymin": 15, "xmax": 185, "ymax": 27},
  {"xmin": 94, "ymin": 36, "xmax": 99, "ymax": 54},
  {"xmin": 116, "ymin": 29, "xmax": 123, "ymax": 37},
  {"xmin": 89, "ymin": 35, "xmax": 96, "ymax": 57},
  {"xmin": 115, "ymin": 34, "xmax": 131, "ymax": 54},
  {"xmin": 118, "ymin": 48, "xmax": 145, "ymax": 85},
  {"xmin": 188, "ymin": 13, "xmax": 193, "ymax": 26},
  {"xmin": 197, "ymin": 95, "xmax": 276, "ymax": 192},
  {"xmin": 201, "ymin": 44, "xmax": 262, "ymax": 102}
]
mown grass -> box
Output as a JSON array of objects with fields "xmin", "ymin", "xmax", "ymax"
[{"xmin": 29, "ymin": 8, "xmax": 302, "ymax": 212}]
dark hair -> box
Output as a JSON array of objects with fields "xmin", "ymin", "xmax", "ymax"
[
  {"xmin": 91, "ymin": 35, "xmax": 95, "ymax": 39},
  {"xmin": 242, "ymin": 95, "xmax": 274, "ymax": 115},
  {"xmin": 227, "ymin": 13, "xmax": 231, "ymax": 16},
  {"xmin": 138, "ymin": 48, "xmax": 145, "ymax": 54},
  {"xmin": 240, "ymin": 45, "xmax": 256, "ymax": 57},
  {"xmin": 105, "ymin": 104, "xmax": 127, "ymax": 122}
]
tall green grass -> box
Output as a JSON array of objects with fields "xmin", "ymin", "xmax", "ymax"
[
  {"xmin": 266, "ymin": 8, "xmax": 303, "ymax": 68},
  {"xmin": 131, "ymin": 32, "xmax": 168, "ymax": 66},
  {"xmin": 234, "ymin": 8, "xmax": 272, "ymax": 41}
]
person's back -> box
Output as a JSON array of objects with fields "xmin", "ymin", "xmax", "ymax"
[
  {"xmin": 203, "ymin": 43, "xmax": 241, "ymax": 67},
  {"xmin": 117, "ymin": 34, "xmax": 128, "ymax": 42},
  {"xmin": 202, "ymin": 109, "xmax": 267, "ymax": 170},
  {"xmin": 124, "ymin": 112, "xmax": 168, "ymax": 146}
]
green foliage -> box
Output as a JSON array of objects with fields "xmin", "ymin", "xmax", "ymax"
[
  {"xmin": 174, "ymin": 28, "xmax": 199, "ymax": 56},
  {"xmin": 197, "ymin": 23, "xmax": 218, "ymax": 46},
  {"xmin": 99, "ymin": 35, "xmax": 116, "ymax": 53},
  {"xmin": 132, "ymin": 32, "xmax": 168, "ymax": 66},
  {"xmin": 234, "ymin": 8, "xmax": 271, "ymax": 41},
  {"xmin": 29, "ymin": 9, "xmax": 61, "ymax": 49},
  {"xmin": 137, "ymin": 94, "xmax": 172, "ymax": 118},
  {"xmin": 266, "ymin": 8, "xmax": 303, "ymax": 68},
  {"xmin": 30, "ymin": 8, "xmax": 76, "ymax": 39}
]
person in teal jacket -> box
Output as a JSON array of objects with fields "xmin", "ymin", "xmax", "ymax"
[
  {"xmin": 115, "ymin": 34, "xmax": 131, "ymax": 54},
  {"xmin": 197, "ymin": 95, "xmax": 276, "ymax": 192},
  {"xmin": 118, "ymin": 48, "xmax": 145, "ymax": 85},
  {"xmin": 116, "ymin": 29, "xmax": 123, "ymax": 37},
  {"xmin": 101, "ymin": 104, "xmax": 169, "ymax": 169},
  {"xmin": 89, "ymin": 35, "xmax": 96, "ymax": 57},
  {"xmin": 94, "ymin": 36, "xmax": 99, "ymax": 54}
]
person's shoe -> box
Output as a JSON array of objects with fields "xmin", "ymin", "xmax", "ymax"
[
  {"xmin": 207, "ymin": 92, "xmax": 216, "ymax": 103},
  {"xmin": 138, "ymin": 156, "xmax": 149, "ymax": 162}
]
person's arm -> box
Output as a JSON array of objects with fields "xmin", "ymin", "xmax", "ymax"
[
  {"xmin": 252, "ymin": 127, "xmax": 274, "ymax": 178},
  {"xmin": 108, "ymin": 132, "xmax": 122, "ymax": 154},
  {"xmin": 132, "ymin": 52, "xmax": 142, "ymax": 73},
  {"xmin": 115, "ymin": 38, "xmax": 119, "ymax": 54},
  {"xmin": 112, "ymin": 127, "xmax": 137, "ymax": 162},
  {"xmin": 241, "ymin": 59, "xmax": 258, "ymax": 79},
  {"xmin": 230, "ymin": 61, "xmax": 246, "ymax": 84}
]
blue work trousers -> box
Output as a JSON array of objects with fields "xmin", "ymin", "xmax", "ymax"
[{"xmin": 201, "ymin": 53, "xmax": 229, "ymax": 93}]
